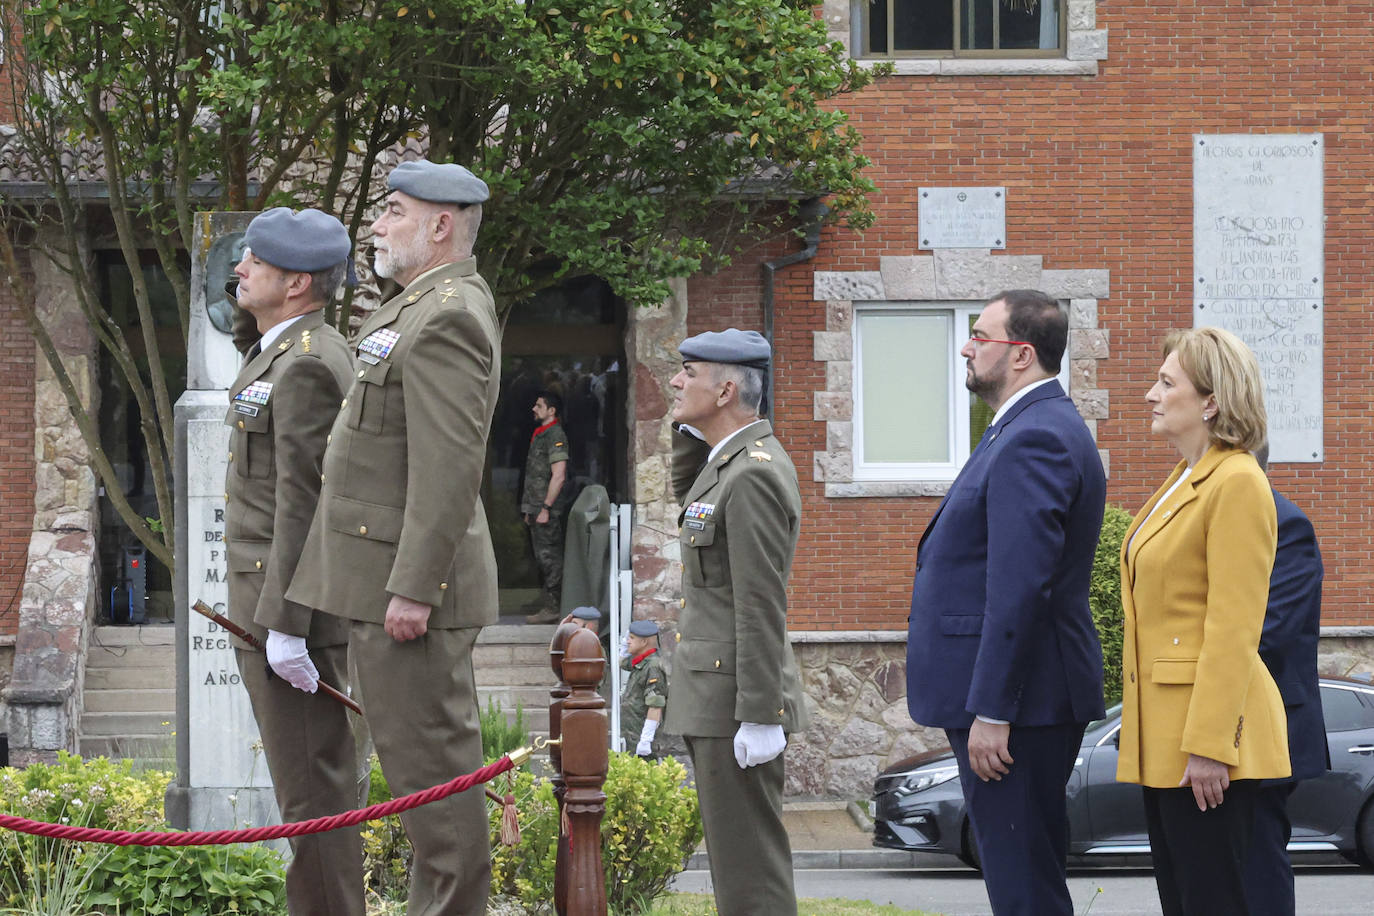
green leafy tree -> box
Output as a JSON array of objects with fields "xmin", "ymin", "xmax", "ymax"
[
  {"xmin": 0, "ymin": 0, "xmax": 420, "ymax": 567},
  {"xmin": 1, "ymin": 0, "xmax": 882, "ymax": 571}
]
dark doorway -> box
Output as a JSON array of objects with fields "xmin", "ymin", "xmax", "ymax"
[
  {"xmin": 95, "ymin": 251, "xmax": 188, "ymax": 624},
  {"xmin": 485, "ymin": 276, "xmax": 626, "ymax": 622}
]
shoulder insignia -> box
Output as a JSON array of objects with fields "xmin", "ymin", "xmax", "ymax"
[
  {"xmin": 300, "ymin": 329, "xmax": 312, "ymax": 353},
  {"xmin": 438, "ymin": 287, "xmax": 461, "ymax": 302},
  {"xmin": 750, "ymin": 450, "xmax": 772, "ymax": 462}
]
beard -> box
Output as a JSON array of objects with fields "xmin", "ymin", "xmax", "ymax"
[
  {"xmin": 373, "ymin": 226, "xmax": 427, "ymax": 280},
  {"xmin": 965, "ymin": 353, "xmax": 1010, "ymax": 403}
]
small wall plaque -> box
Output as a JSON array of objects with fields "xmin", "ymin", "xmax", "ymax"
[{"xmin": 918, "ymin": 187, "xmax": 1006, "ymax": 250}]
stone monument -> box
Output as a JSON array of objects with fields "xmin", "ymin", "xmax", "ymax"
[{"xmin": 165, "ymin": 212, "xmax": 279, "ymax": 833}]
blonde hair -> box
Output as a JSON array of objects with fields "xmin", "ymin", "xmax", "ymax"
[{"xmin": 1161, "ymin": 327, "xmax": 1267, "ymax": 451}]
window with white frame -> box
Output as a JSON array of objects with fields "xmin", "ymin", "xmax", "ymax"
[
  {"xmin": 853, "ymin": 302, "xmax": 1069, "ymax": 481},
  {"xmin": 858, "ymin": 0, "xmax": 1063, "ymax": 58}
]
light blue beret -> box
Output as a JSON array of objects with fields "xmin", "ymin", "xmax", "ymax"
[
  {"xmin": 243, "ymin": 208, "xmax": 351, "ymax": 272},
  {"xmin": 571, "ymin": 606, "xmax": 602, "ymax": 621},
  {"xmin": 679, "ymin": 328, "xmax": 772, "ymax": 369},
  {"xmin": 388, "ymin": 159, "xmax": 490, "ymax": 205},
  {"xmin": 628, "ymin": 620, "xmax": 659, "ymax": 637}
]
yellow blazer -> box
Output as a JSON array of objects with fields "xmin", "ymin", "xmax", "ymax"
[{"xmin": 1116, "ymin": 445, "xmax": 1289, "ymax": 787}]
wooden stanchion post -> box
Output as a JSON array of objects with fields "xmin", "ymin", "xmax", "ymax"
[
  {"xmin": 548, "ymin": 622, "xmax": 576, "ymax": 916},
  {"xmin": 555, "ymin": 627, "xmax": 608, "ymax": 916}
]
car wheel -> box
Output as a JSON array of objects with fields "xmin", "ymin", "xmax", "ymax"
[
  {"xmin": 957, "ymin": 817, "xmax": 982, "ymax": 871},
  {"xmin": 1358, "ymin": 798, "xmax": 1374, "ymax": 870}
]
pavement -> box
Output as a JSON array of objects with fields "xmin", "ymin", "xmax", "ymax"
[{"xmin": 684, "ymin": 800, "xmax": 926, "ymax": 870}]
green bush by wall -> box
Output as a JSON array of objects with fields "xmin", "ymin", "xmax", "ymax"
[{"xmin": 1092, "ymin": 504, "xmax": 1133, "ymax": 706}]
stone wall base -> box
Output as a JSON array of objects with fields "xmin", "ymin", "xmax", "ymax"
[{"xmin": 782, "ymin": 633, "xmax": 1374, "ymax": 799}]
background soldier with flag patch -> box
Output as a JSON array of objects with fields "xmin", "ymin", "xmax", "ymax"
[
  {"xmin": 522, "ymin": 390, "xmax": 569, "ymax": 624},
  {"xmin": 224, "ymin": 206, "xmax": 363, "ymax": 916}
]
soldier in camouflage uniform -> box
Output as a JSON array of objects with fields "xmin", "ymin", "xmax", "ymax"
[
  {"xmin": 522, "ymin": 390, "xmax": 569, "ymax": 623},
  {"xmin": 620, "ymin": 619, "xmax": 668, "ymax": 756}
]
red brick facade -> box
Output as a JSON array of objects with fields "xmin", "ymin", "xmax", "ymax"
[
  {"xmin": 688, "ymin": 2, "xmax": 1374, "ymax": 629},
  {"xmin": 0, "ymin": 257, "xmax": 34, "ymax": 637}
]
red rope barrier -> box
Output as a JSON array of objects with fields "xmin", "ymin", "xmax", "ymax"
[{"xmin": 0, "ymin": 755, "xmax": 516, "ymax": 847}]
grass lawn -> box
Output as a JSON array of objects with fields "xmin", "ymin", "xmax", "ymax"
[{"xmin": 645, "ymin": 894, "xmax": 939, "ymax": 915}]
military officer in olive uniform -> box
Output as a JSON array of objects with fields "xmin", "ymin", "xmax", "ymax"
[
  {"xmin": 522, "ymin": 390, "xmax": 569, "ymax": 623},
  {"xmin": 223, "ymin": 207, "xmax": 363, "ymax": 916},
  {"xmin": 286, "ymin": 160, "xmax": 500, "ymax": 916},
  {"xmin": 620, "ymin": 619, "xmax": 668, "ymax": 756},
  {"xmin": 663, "ymin": 329, "xmax": 809, "ymax": 916}
]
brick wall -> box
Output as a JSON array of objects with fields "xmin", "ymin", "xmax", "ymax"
[
  {"xmin": 0, "ymin": 254, "xmax": 35, "ymax": 637},
  {"xmin": 688, "ymin": 2, "xmax": 1374, "ymax": 629}
]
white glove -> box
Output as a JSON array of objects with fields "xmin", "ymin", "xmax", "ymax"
[
  {"xmin": 636, "ymin": 719, "xmax": 659, "ymax": 756},
  {"xmin": 619, "ymin": 635, "xmax": 631, "ymax": 660},
  {"xmin": 732, "ymin": 722, "xmax": 786, "ymax": 768},
  {"xmin": 265, "ymin": 630, "xmax": 319, "ymax": 693}
]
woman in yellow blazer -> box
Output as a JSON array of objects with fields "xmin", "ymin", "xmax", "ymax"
[{"xmin": 1118, "ymin": 326, "xmax": 1288, "ymax": 916}]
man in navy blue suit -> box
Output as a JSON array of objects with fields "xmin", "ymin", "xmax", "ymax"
[
  {"xmin": 907, "ymin": 289, "xmax": 1106, "ymax": 915},
  {"xmin": 1245, "ymin": 444, "xmax": 1327, "ymax": 916}
]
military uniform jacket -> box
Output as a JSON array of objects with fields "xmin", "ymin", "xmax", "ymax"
[
  {"xmin": 663, "ymin": 419, "xmax": 809, "ymax": 738},
  {"xmin": 619, "ymin": 649, "xmax": 668, "ymax": 747},
  {"xmin": 224, "ymin": 310, "xmax": 353, "ymax": 649},
  {"xmin": 285, "ymin": 259, "xmax": 502, "ymax": 627},
  {"xmin": 521, "ymin": 421, "xmax": 569, "ymax": 514}
]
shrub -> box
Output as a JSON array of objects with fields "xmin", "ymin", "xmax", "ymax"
[
  {"xmin": 489, "ymin": 753, "xmax": 702, "ymax": 915},
  {"xmin": 84, "ymin": 844, "xmax": 285, "ymax": 915},
  {"xmin": 0, "ymin": 753, "xmax": 285, "ymax": 914},
  {"xmin": 482, "ymin": 697, "xmax": 530, "ymax": 761},
  {"xmin": 1092, "ymin": 504, "xmax": 1133, "ymax": 706}
]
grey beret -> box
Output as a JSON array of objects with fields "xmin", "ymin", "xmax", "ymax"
[
  {"xmin": 679, "ymin": 329, "xmax": 771, "ymax": 369},
  {"xmin": 628, "ymin": 620, "xmax": 659, "ymax": 637},
  {"xmin": 570, "ymin": 606, "xmax": 601, "ymax": 621},
  {"xmin": 243, "ymin": 208, "xmax": 351, "ymax": 272},
  {"xmin": 387, "ymin": 159, "xmax": 490, "ymax": 205}
]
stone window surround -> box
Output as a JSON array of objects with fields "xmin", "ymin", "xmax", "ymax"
[
  {"xmin": 810, "ymin": 249, "xmax": 1110, "ymax": 498},
  {"xmin": 820, "ymin": 0, "xmax": 1108, "ymax": 76}
]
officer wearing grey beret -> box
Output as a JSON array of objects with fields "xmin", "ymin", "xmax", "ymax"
[
  {"xmin": 286, "ymin": 159, "xmax": 500, "ymax": 916},
  {"xmin": 225, "ymin": 207, "xmax": 363, "ymax": 916},
  {"xmin": 663, "ymin": 327, "xmax": 809, "ymax": 916}
]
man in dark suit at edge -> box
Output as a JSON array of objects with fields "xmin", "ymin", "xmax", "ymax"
[
  {"xmin": 906, "ymin": 289, "xmax": 1107, "ymax": 915},
  {"xmin": 1245, "ymin": 443, "xmax": 1328, "ymax": 916}
]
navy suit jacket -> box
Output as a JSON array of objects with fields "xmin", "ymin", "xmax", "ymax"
[
  {"xmin": 1259, "ymin": 490, "xmax": 1329, "ymax": 783},
  {"xmin": 906, "ymin": 381, "xmax": 1107, "ymax": 729}
]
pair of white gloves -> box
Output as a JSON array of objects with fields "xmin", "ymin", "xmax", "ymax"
[{"xmin": 265, "ymin": 630, "xmax": 318, "ymax": 692}]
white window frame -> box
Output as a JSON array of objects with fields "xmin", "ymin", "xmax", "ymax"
[
  {"xmin": 856, "ymin": 0, "xmax": 1067, "ymax": 60},
  {"xmin": 851, "ymin": 299, "xmax": 1070, "ymax": 482},
  {"xmin": 830, "ymin": 0, "xmax": 1108, "ymax": 77}
]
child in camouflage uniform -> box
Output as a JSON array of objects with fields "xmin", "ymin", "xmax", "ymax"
[{"xmin": 620, "ymin": 620, "xmax": 668, "ymax": 757}]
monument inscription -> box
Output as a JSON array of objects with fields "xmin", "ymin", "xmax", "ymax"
[
  {"xmin": 918, "ymin": 187, "xmax": 1006, "ymax": 250},
  {"xmin": 1194, "ymin": 134, "xmax": 1323, "ymax": 462}
]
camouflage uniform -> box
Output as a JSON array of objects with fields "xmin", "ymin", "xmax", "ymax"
[
  {"xmin": 620, "ymin": 649, "xmax": 668, "ymax": 755},
  {"xmin": 522, "ymin": 420, "xmax": 569, "ymax": 611}
]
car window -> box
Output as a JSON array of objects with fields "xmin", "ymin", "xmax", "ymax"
[{"xmin": 1319, "ymin": 685, "xmax": 1374, "ymax": 731}]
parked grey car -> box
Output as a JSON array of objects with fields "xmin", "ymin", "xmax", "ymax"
[{"xmin": 873, "ymin": 675, "xmax": 1374, "ymax": 868}]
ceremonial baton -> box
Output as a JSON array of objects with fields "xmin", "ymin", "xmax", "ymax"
[{"xmin": 192, "ymin": 599, "xmax": 364, "ymax": 716}]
